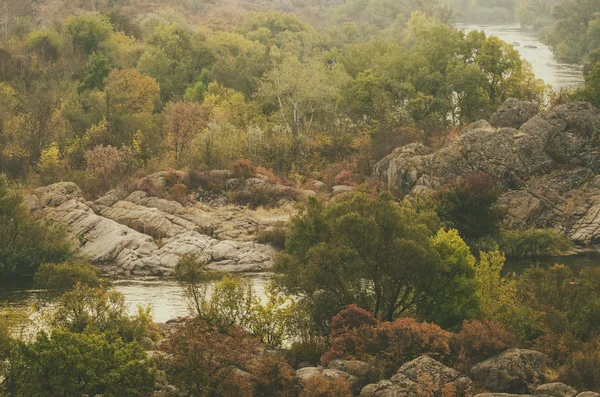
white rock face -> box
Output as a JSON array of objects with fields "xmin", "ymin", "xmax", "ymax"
[{"xmin": 26, "ymin": 183, "xmax": 277, "ymax": 276}]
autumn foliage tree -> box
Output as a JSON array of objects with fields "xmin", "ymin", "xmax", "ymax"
[{"xmin": 165, "ymin": 101, "xmax": 209, "ymax": 166}]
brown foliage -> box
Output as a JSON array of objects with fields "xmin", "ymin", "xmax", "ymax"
[
  {"xmin": 251, "ymin": 354, "xmax": 300, "ymax": 397},
  {"xmin": 300, "ymin": 377, "xmax": 352, "ymax": 397},
  {"xmin": 165, "ymin": 102, "xmax": 209, "ymax": 166},
  {"xmin": 162, "ymin": 319, "xmax": 258, "ymax": 396},
  {"xmin": 168, "ymin": 183, "xmax": 189, "ymax": 204},
  {"xmin": 322, "ymin": 306, "xmax": 452, "ymax": 376},
  {"xmin": 83, "ymin": 145, "xmax": 134, "ymax": 196},
  {"xmin": 451, "ymin": 320, "xmax": 516, "ymax": 372},
  {"xmin": 232, "ymin": 159, "xmax": 257, "ymax": 179}
]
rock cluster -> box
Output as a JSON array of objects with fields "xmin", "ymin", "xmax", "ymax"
[
  {"xmin": 372, "ymin": 100, "xmax": 600, "ymax": 249},
  {"xmin": 25, "ymin": 182, "xmax": 280, "ymax": 276}
]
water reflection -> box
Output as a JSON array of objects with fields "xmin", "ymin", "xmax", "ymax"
[{"xmin": 455, "ymin": 23, "xmax": 584, "ymax": 90}]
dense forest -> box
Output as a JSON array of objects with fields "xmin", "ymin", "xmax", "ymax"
[{"xmin": 2, "ymin": 0, "xmax": 600, "ymax": 396}]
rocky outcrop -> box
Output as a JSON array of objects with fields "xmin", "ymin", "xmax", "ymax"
[
  {"xmin": 26, "ymin": 183, "xmax": 279, "ymax": 276},
  {"xmin": 360, "ymin": 355, "xmax": 471, "ymax": 397},
  {"xmin": 470, "ymin": 349, "xmax": 549, "ymax": 394},
  {"xmin": 372, "ymin": 101, "xmax": 600, "ymax": 249}
]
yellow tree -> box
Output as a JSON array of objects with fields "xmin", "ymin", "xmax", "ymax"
[{"xmin": 104, "ymin": 68, "xmax": 160, "ymax": 118}]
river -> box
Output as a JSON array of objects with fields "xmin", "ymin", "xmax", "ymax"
[
  {"xmin": 455, "ymin": 23, "xmax": 584, "ymax": 90},
  {"xmin": 0, "ymin": 274, "xmax": 270, "ymax": 324}
]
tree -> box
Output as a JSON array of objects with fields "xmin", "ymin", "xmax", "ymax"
[
  {"xmin": 276, "ymin": 192, "xmax": 477, "ymax": 327},
  {"xmin": 436, "ymin": 172, "xmax": 505, "ymax": 242},
  {"xmin": 62, "ymin": 13, "xmax": 114, "ymax": 55},
  {"xmin": 174, "ymin": 253, "xmax": 221, "ymax": 319},
  {"xmin": 164, "ymin": 101, "xmax": 208, "ymax": 166},
  {"xmin": 7, "ymin": 330, "xmax": 154, "ymax": 397},
  {"xmin": 258, "ymin": 57, "xmax": 349, "ymax": 137},
  {"xmin": 103, "ymin": 68, "xmax": 160, "ymax": 131},
  {"xmin": 0, "ymin": 175, "xmax": 73, "ymax": 277}
]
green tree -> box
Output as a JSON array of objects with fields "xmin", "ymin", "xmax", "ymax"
[
  {"xmin": 436, "ymin": 172, "xmax": 505, "ymax": 243},
  {"xmin": 0, "ymin": 175, "xmax": 73, "ymax": 277},
  {"xmin": 62, "ymin": 13, "xmax": 114, "ymax": 55},
  {"xmin": 7, "ymin": 330, "xmax": 154, "ymax": 397},
  {"xmin": 276, "ymin": 192, "xmax": 477, "ymax": 328}
]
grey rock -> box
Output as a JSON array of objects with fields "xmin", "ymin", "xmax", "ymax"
[
  {"xmin": 331, "ymin": 185, "xmax": 354, "ymax": 196},
  {"xmin": 576, "ymin": 393, "xmax": 600, "ymax": 397},
  {"xmin": 470, "ymin": 349, "xmax": 549, "ymax": 394},
  {"xmin": 534, "ymin": 383, "xmax": 578, "ymax": 397},
  {"xmin": 490, "ymin": 98, "xmax": 539, "ymax": 129},
  {"xmin": 396, "ymin": 355, "xmax": 471, "ymax": 392}
]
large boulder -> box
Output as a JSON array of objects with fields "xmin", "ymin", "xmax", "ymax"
[
  {"xmin": 470, "ymin": 349, "xmax": 549, "ymax": 394},
  {"xmin": 328, "ymin": 360, "xmax": 377, "ymax": 393},
  {"xmin": 490, "ymin": 98, "xmax": 539, "ymax": 129},
  {"xmin": 297, "ymin": 366, "xmax": 361, "ymax": 394},
  {"xmin": 394, "ymin": 355, "xmax": 471, "ymax": 392},
  {"xmin": 534, "ymin": 382, "xmax": 577, "ymax": 397},
  {"xmin": 360, "ymin": 356, "xmax": 471, "ymax": 397}
]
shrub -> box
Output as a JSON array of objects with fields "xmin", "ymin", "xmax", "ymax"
[
  {"xmin": 34, "ymin": 262, "xmax": 104, "ymax": 292},
  {"xmin": 162, "ymin": 319, "xmax": 258, "ymax": 396},
  {"xmin": 7, "ymin": 330, "xmax": 155, "ymax": 397},
  {"xmin": 168, "ymin": 183, "xmax": 188, "ymax": 204},
  {"xmin": 322, "ymin": 312, "xmax": 452, "ymax": 376},
  {"xmin": 497, "ymin": 228, "xmax": 573, "ymax": 258},
  {"xmin": 436, "ymin": 172, "xmax": 504, "ymax": 242},
  {"xmin": 256, "ymin": 227, "xmax": 287, "ymax": 249},
  {"xmin": 300, "ymin": 376, "xmax": 352, "ymax": 397},
  {"xmin": 329, "ymin": 304, "xmax": 377, "ymax": 339},
  {"xmin": 451, "ymin": 320, "xmax": 516, "ymax": 371},
  {"xmin": 559, "ymin": 337, "xmax": 600, "ymax": 392},
  {"xmin": 51, "ymin": 283, "xmax": 158, "ymax": 343},
  {"xmin": 0, "ymin": 175, "xmax": 74, "ymax": 277},
  {"xmin": 232, "ymin": 159, "xmax": 257, "ymax": 179},
  {"xmin": 230, "ymin": 184, "xmax": 298, "ymax": 209},
  {"xmin": 251, "ymin": 354, "xmax": 299, "ymax": 397}
]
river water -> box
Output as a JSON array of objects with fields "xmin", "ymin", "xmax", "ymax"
[
  {"xmin": 0, "ymin": 24, "xmax": 591, "ymax": 325},
  {"xmin": 455, "ymin": 23, "xmax": 584, "ymax": 90}
]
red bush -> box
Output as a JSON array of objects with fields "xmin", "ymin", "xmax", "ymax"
[
  {"xmin": 322, "ymin": 307, "xmax": 452, "ymax": 376},
  {"xmin": 232, "ymin": 159, "xmax": 256, "ymax": 179},
  {"xmin": 451, "ymin": 320, "xmax": 516, "ymax": 371},
  {"xmin": 168, "ymin": 183, "xmax": 188, "ymax": 204},
  {"xmin": 329, "ymin": 304, "xmax": 377, "ymax": 339}
]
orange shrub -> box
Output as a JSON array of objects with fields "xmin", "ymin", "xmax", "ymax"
[
  {"xmin": 251, "ymin": 355, "xmax": 299, "ymax": 397},
  {"xmin": 168, "ymin": 183, "xmax": 188, "ymax": 204},
  {"xmin": 322, "ymin": 306, "xmax": 452, "ymax": 376},
  {"xmin": 301, "ymin": 377, "xmax": 352, "ymax": 397}
]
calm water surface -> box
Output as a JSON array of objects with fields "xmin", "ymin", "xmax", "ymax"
[
  {"xmin": 455, "ymin": 23, "xmax": 584, "ymax": 90},
  {"xmin": 0, "ymin": 274, "xmax": 270, "ymax": 323}
]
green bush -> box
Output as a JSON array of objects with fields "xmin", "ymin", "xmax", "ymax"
[
  {"xmin": 256, "ymin": 227, "xmax": 287, "ymax": 249},
  {"xmin": 0, "ymin": 175, "xmax": 73, "ymax": 277},
  {"xmin": 34, "ymin": 262, "xmax": 104, "ymax": 292},
  {"xmin": 498, "ymin": 228, "xmax": 573, "ymax": 258},
  {"xmin": 7, "ymin": 330, "xmax": 154, "ymax": 397}
]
